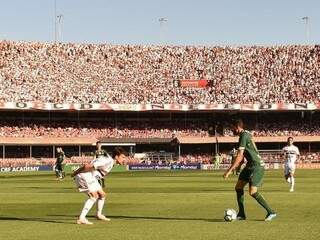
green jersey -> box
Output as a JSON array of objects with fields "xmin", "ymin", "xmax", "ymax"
[
  {"xmin": 56, "ymin": 152, "xmax": 65, "ymax": 164},
  {"xmin": 238, "ymin": 130, "xmax": 264, "ymax": 168},
  {"xmin": 95, "ymin": 149, "xmax": 108, "ymax": 158}
]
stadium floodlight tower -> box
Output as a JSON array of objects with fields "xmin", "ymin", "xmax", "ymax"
[
  {"xmin": 301, "ymin": 16, "xmax": 310, "ymax": 45},
  {"xmin": 57, "ymin": 14, "xmax": 64, "ymax": 42},
  {"xmin": 54, "ymin": 0, "xmax": 57, "ymax": 43},
  {"xmin": 54, "ymin": 0, "xmax": 63, "ymax": 43},
  {"xmin": 159, "ymin": 17, "xmax": 168, "ymax": 45}
]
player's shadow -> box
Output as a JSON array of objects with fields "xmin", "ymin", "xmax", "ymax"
[
  {"xmin": 15, "ymin": 186, "xmax": 74, "ymax": 189},
  {"xmin": 109, "ymin": 215, "xmax": 224, "ymax": 222},
  {"xmin": 49, "ymin": 214, "xmax": 224, "ymax": 222},
  {"xmin": 0, "ymin": 216, "xmax": 74, "ymax": 224}
]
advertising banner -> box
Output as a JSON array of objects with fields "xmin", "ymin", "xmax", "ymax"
[
  {"xmin": 1, "ymin": 102, "xmax": 319, "ymax": 112},
  {"xmin": 127, "ymin": 164, "xmax": 200, "ymax": 171},
  {"xmin": 0, "ymin": 165, "xmax": 52, "ymax": 172}
]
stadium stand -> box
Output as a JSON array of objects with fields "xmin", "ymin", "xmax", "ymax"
[
  {"xmin": 0, "ymin": 41, "xmax": 319, "ymax": 104},
  {"xmin": 0, "ymin": 117, "xmax": 319, "ymax": 138},
  {"xmin": 0, "ymin": 41, "xmax": 320, "ymax": 165}
]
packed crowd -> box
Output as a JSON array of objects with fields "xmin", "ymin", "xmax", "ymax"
[
  {"xmin": 0, "ymin": 120, "xmax": 208, "ymax": 138},
  {"xmin": 177, "ymin": 154, "xmax": 212, "ymax": 164},
  {"xmin": 225, "ymin": 118, "xmax": 320, "ymax": 137},
  {"xmin": 1, "ymin": 41, "xmax": 320, "ymax": 104},
  {"xmin": 0, "ymin": 118, "xmax": 319, "ymax": 138}
]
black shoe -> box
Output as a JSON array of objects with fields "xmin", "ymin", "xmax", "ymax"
[{"xmin": 236, "ymin": 214, "xmax": 246, "ymax": 220}]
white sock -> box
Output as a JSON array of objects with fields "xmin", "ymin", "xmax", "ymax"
[
  {"xmin": 290, "ymin": 177, "xmax": 295, "ymax": 189},
  {"xmin": 79, "ymin": 198, "xmax": 97, "ymax": 219},
  {"xmin": 287, "ymin": 177, "xmax": 291, "ymax": 184},
  {"xmin": 97, "ymin": 198, "xmax": 105, "ymax": 216}
]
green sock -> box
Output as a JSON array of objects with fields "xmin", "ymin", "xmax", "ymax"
[
  {"xmin": 251, "ymin": 192, "xmax": 274, "ymax": 214},
  {"xmin": 236, "ymin": 189, "xmax": 245, "ymax": 217}
]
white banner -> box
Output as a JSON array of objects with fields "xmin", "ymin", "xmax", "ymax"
[{"xmin": 0, "ymin": 102, "xmax": 319, "ymax": 112}]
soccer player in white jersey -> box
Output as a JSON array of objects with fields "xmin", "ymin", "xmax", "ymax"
[
  {"xmin": 282, "ymin": 137, "xmax": 300, "ymax": 192},
  {"xmin": 71, "ymin": 147, "xmax": 126, "ymax": 225}
]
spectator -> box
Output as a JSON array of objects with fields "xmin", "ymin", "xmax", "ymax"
[{"xmin": 0, "ymin": 41, "xmax": 319, "ymax": 104}]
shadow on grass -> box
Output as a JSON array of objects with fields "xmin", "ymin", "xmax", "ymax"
[
  {"xmin": 48, "ymin": 214, "xmax": 266, "ymax": 222},
  {"xmin": 15, "ymin": 186, "xmax": 74, "ymax": 189},
  {"xmin": 0, "ymin": 216, "xmax": 74, "ymax": 224},
  {"xmin": 108, "ymin": 215, "xmax": 225, "ymax": 222},
  {"xmin": 48, "ymin": 214, "xmax": 225, "ymax": 222}
]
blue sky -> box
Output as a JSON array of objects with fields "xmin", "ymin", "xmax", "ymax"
[{"xmin": 0, "ymin": 0, "xmax": 319, "ymax": 46}]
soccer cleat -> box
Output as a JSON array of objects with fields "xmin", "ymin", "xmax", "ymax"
[
  {"xmin": 77, "ymin": 218, "xmax": 93, "ymax": 225},
  {"xmin": 289, "ymin": 188, "xmax": 294, "ymax": 192},
  {"xmin": 236, "ymin": 215, "xmax": 246, "ymax": 220},
  {"xmin": 265, "ymin": 213, "xmax": 277, "ymax": 221},
  {"xmin": 96, "ymin": 215, "xmax": 111, "ymax": 221}
]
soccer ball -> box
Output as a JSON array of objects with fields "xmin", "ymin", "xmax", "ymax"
[{"xmin": 224, "ymin": 208, "xmax": 237, "ymax": 222}]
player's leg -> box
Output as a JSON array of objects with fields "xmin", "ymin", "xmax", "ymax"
[
  {"xmin": 54, "ymin": 164, "xmax": 60, "ymax": 179},
  {"xmin": 289, "ymin": 167, "xmax": 295, "ymax": 192},
  {"xmin": 61, "ymin": 164, "xmax": 65, "ymax": 178},
  {"xmin": 96, "ymin": 190, "xmax": 110, "ymax": 221},
  {"xmin": 235, "ymin": 167, "xmax": 251, "ymax": 219},
  {"xmin": 62, "ymin": 170, "xmax": 66, "ymax": 178},
  {"xmin": 78, "ymin": 192, "xmax": 98, "ymax": 224},
  {"xmin": 57, "ymin": 164, "xmax": 63, "ymax": 179},
  {"xmin": 249, "ymin": 185, "xmax": 275, "ymax": 217},
  {"xmin": 249, "ymin": 167, "xmax": 276, "ymax": 221},
  {"xmin": 235, "ymin": 179, "xmax": 247, "ymax": 219},
  {"xmin": 284, "ymin": 165, "xmax": 291, "ymax": 183},
  {"xmin": 75, "ymin": 173, "xmax": 101, "ymax": 224}
]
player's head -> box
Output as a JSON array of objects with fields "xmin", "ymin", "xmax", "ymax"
[
  {"xmin": 112, "ymin": 147, "xmax": 126, "ymax": 165},
  {"xmin": 287, "ymin": 137, "xmax": 294, "ymax": 146},
  {"xmin": 96, "ymin": 141, "xmax": 102, "ymax": 149},
  {"xmin": 230, "ymin": 118, "xmax": 244, "ymax": 135}
]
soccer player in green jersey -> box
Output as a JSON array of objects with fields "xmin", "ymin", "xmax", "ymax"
[
  {"xmin": 223, "ymin": 119, "xmax": 277, "ymax": 221},
  {"xmin": 55, "ymin": 147, "xmax": 65, "ymax": 180}
]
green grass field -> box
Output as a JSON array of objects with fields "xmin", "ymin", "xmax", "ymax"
[{"xmin": 1, "ymin": 169, "xmax": 320, "ymax": 240}]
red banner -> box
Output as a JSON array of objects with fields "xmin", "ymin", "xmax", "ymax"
[{"xmin": 179, "ymin": 79, "xmax": 208, "ymax": 88}]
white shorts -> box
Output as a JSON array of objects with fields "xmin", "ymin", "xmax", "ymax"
[
  {"xmin": 74, "ymin": 172, "xmax": 102, "ymax": 193},
  {"xmin": 284, "ymin": 163, "xmax": 295, "ymax": 175}
]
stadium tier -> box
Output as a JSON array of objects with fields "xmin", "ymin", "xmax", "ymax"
[
  {"xmin": 0, "ymin": 41, "xmax": 319, "ymax": 105},
  {"xmin": 0, "ymin": 111, "xmax": 319, "ymax": 162},
  {"xmin": 0, "ymin": 111, "xmax": 320, "ymax": 138}
]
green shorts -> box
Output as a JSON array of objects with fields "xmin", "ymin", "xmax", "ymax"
[{"xmin": 238, "ymin": 166, "xmax": 264, "ymax": 187}]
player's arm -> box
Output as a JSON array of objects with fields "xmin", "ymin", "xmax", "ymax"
[
  {"xmin": 71, "ymin": 163, "xmax": 94, "ymax": 177},
  {"xmin": 296, "ymin": 148, "xmax": 300, "ymax": 162},
  {"xmin": 223, "ymin": 149, "xmax": 244, "ymax": 179},
  {"xmin": 282, "ymin": 148, "xmax": 287, "ymax": 163},
  {"xmin": 223, "ymin": 132, "xmax": 247, "ymax": 179}
]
